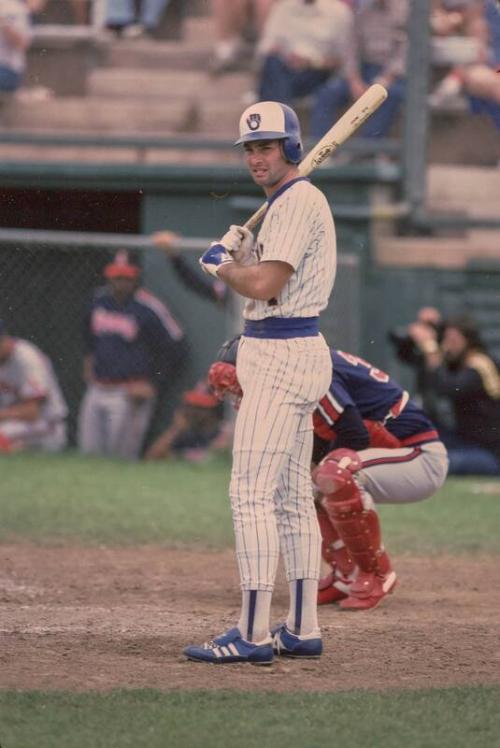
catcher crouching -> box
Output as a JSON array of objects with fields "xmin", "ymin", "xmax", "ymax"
[{"xmin": 209, "ymin": 338, "xmax": 449, "ymax": 611}]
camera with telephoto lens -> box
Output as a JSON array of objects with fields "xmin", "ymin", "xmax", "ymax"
[{"xmin": 387, "ymin": 327, "xmax": 421, "ymax": 363}]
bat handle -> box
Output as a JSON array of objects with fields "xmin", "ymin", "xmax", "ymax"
[{"xmin": 243, "ymin": 202, "xmax": 267, "ymax": 231}]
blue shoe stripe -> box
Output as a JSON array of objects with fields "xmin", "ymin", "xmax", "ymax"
[
  {"xmin": 294, "ymin": 579, "xmax": 303, "ymax": 635},
  {"xmin": 247, "ymin": 590, "xmax": 257, "ymax": 642},
  {"xmin": 272, "ymin": 624, "xmax": 323, "ymax": 659},
  {"xmin": 184, "ymin": 630, "xmax": 274, "ymax": 665}
]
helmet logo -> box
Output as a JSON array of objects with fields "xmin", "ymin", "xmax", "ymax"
[{"xmin": 247, "ymin": 113, "xmax": 261, "ymax": 131}]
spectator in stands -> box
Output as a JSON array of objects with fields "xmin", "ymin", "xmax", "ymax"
[
  {"xmin": 408, "ymin": 314, "xmax": 500, "ymax": 476},
  {"xmin": 210, "ymin": 0, "xmax": 276, "ymax": 75},
  {"xmin": 255, "ymin": 0, "xmax": 353, "ymax": 108},
  {"xmin": 429, "ymin": 0, "xmax": 491, "ymax": 107},
  {"xmin": 0, "ymin": 319, "xmax": 68, "ymax": 453},
  {"xmin": 461, "ymin": 0, "xmax": 500, "ymax": 131},
  {"xmin": 77, "ymin": 249, "xmax": 189, "ymax": 460},
  {"xmin": 0, "ymin": 0, "xmax": 33, "ymax": 94},
  {"xmin": 144, "ymin": 380, "xmax": 227, "ymax": 461},
  {"xmin": 310, "ymin": 0, "xmax": 409, "ymax": 141},
  {"xmin": 152, "ymin": 230, "xmax": 229, "ymax": 307},
  {"xmin": 106, "ymin": 0, "xmax": 171, "ymax": 39}
]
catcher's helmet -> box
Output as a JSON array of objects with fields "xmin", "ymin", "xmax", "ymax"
[
  {"xmin": 235, "ymin": 101, "xmax": 303, "ymax": 164},
  {"xmin": 216, "ymin": 334, "xmax": 241, "ymax": 366}
]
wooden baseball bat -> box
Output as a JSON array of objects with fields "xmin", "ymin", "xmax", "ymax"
[{"xmin": 243, "ymin": 83, "xmax": 388, "ymax": 231}]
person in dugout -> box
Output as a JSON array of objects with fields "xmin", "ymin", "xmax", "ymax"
[{"xmin": 208, "ymin": 336, "xmax": 449, "ymax": 611}]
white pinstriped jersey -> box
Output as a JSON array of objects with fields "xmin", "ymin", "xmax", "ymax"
[{"xmin": 243, "ymin": 179, "xmax": 337, "ymax": 320}]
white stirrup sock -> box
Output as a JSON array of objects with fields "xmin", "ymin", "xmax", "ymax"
[
  {"xmin": 286, "ymin": 579, "xmax": 319, "ymax": 636},
  {"xmin": 238, "ymin": 590, "xmax": 273, "ymax": 643}
]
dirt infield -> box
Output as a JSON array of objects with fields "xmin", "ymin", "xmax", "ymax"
[{"xmin": 1, "ymin": 544, "xmax": 499, "ymax": 693}]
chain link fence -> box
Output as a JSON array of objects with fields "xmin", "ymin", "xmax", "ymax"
[
  {"xmin": 0, "ymin": 233, "xmax": 361, "ymax": 450},
  {"xmin": 0, "ymin": 236, "xmax": 202, "ymax": 448}
]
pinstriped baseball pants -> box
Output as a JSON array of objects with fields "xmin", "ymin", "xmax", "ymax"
[{"xmin": 230, "ymin": 334, "xmax": 332, "ymax": 591}]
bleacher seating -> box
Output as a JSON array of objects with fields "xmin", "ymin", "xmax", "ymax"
[{"xmin": 0, "ymin": 4, "xmax": 498, "ymax": 165}]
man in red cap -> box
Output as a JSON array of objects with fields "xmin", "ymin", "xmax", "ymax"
[
  {"xmin": 77, "ymin": 250, "xmax": 188, "ymax": 460},
  {"xmin": 144, "ymin": 379, "xmax": 227, "ymax": 462}
]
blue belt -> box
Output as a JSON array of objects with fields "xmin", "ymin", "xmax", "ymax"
[{"xmin": 243, "ymin": 317, "xmax": 319, "ymax": 339}]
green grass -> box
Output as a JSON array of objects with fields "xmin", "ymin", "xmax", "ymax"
[
  {"xmin": 0, "ymin": 686, "xmax": 499, "ymax": 748},
  {"xmin": 1, "ymin": 454, "xmax": 499, "ymax": 745},
  {"xmin": 1, "ymin": 452, "xmax": 499, "ymax": 553},
  {"xmin": 0, "ymin": 451, "xmax": 233, "ymax": 547}
]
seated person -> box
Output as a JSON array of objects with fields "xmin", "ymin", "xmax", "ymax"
[
  {"xmin": 145, "ymin": 380, "xmax": 227, "ymax": 462},
  {"xmin": 0, "ymin": 0, "xmax": 33, "ymax": 94},
  {"xmin": 310, "ymin": 0, "xmax": 409, "ymax": 139},
  {"xmin": 463, "ymin": 0, "xmax": 500, "ymax": 130},
  {"xmin": 409, "ymin": 314, "xmax": 500, "ymax": 476},
  {"xmin": 105, "ymin": 0, "xmax": 171, "ymax": 38},
  {"xmin": 210, "ymin": 0, "xmax": 276, "ymax": 74},
  {"xmin": 256, "ymin": 0, "xmax": 354, "ymax": 109},
  {"xmin": 0, "ymin": 319, "xmax": 68, "ymax": 453},
  {"xmin": 429, "ymin": 0, "xmax": 490, "ymax": 105}
]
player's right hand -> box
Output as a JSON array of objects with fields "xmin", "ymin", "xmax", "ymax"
[
  {"xmin": 199, "ymin": 243, "xmax": 234, "ymax": 277},
  {"xmin": 219, "ymin": 225, "xmax": 254, "ymax": 265}
]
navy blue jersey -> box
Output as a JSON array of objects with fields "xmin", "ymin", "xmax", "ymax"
[
  {"xmin": 83, "ymin": 287, "xmax": 186, "ymax": 383},
  {"xmin": 313, "ymin": 350, "xmax": 439, "ymax": 448}
]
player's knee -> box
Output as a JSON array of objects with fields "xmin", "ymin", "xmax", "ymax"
[{"xmin": 312, "ymin": 448, "xmax": 362, "ymax": 498}]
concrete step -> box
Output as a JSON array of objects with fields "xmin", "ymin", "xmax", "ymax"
[
  {"xmin": 1, "ymin": 96, "xmax": 195, "ymax": 133},
  {"xmin": 200, "ymin": 99, "xmax": 254, "ymax": 135},
  {"xmin": 87, "ymin": 68, "xmax": 255, "ymax": 101},
  {"xmin": 104, "ymin": 38, "xmax": 212, "ymax": 71},
  {"xmin": 428, "ymin": 110, "xmax": 500, "ymax": 167},
  {"xmin": 428, "ymin": 165, "xmax": 500, "ymax": 217},
  {"xmin": 183, "ymin": 13, "xmax": 215, "ymax": 44},
  {"xmin": 377, "ymin": 233, "xmax": 500, "ymax": 268}
]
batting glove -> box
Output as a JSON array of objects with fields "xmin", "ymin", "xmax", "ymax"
[
  {"xmin": 199, "ymin": 242, "xmax": 234, "ymax": 277},
  {"xmin": 219, "ymin": 225, "xmax": 255, "ymax": 265}
]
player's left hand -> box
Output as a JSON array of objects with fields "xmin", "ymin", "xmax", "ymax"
[
  {"xmin": 219, "ymin": 225, "xmax": 254, "ymax": 265},
  {"xmin": 199, "ymin": 243, "xmax": 234, "ymax": 277}
]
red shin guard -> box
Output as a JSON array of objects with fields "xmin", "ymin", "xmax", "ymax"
[{"xmin": 314, "ymin": 449, "xmax": 396, "ymax": 609}]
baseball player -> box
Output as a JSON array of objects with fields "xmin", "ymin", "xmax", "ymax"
[
  {"xmin": 77, "ymin": 250, "xmax": 187, "ymax": 460},
  {"xmin": 208, "ymin": 339, "xmax": 449, "ymax": 611},
  {"xmin": 0, "ymin": 319, "xmax": 68, "ymax": 453},
  {"xmin": 184, "ymin": 101, "xmax": 337, "ymax": 665}
]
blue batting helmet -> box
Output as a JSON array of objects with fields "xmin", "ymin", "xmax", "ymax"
[{"xmin": 235, "ymin": 101, "xmax": 303, "ymax": 164}]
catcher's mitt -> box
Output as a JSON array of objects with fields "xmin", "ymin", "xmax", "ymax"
[{"xmin": 208, "ymin": 361, "xmax": 243, "ymax": 408}]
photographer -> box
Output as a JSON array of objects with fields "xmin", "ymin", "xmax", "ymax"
[
  {"xmin": 388, "ymin": 307, "xmax": 449, "ymax": 429},
  {"xmin": 409, "ymin": 314, "xmax": 500, "ymax": 476},
  {"xmin": 0, "ymin": 0, "xmax": 32, "ymax": 94}
]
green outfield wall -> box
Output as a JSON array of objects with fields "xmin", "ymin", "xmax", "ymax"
[{"xmin": 1, "ymin": 159, "xmax": 499, "ymax": 443}]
